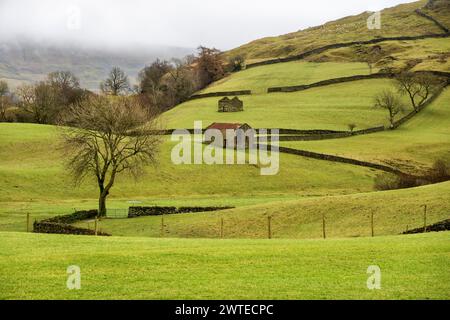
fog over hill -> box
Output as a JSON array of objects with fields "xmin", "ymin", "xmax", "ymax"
[
  {"xmin": 0, "ymin": 0, "xmax": 420, "ymax": 91},
  {"xmin": 0, "ymin": 39, "xmax": 193, "ymax": 90}
]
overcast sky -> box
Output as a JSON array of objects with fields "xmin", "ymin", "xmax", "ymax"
[{"xmin": 0, "ymin": 0, "xmax": 416, "ymax": 50}]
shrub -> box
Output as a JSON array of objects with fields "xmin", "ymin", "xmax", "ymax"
[
  {"xmin": 374, "ymin": 173, "xmax": 400, "ymax": 191},
  {"xmin": 374, "ymin": 173, "xmax": 424, "ymax": 191},
  {"xmin": 429, "ymin": 159, "xmax": 450, "ymax": 183},
  {"xmin": 348, "ymin": 123, "xmax": 357, "ymax": 132}
]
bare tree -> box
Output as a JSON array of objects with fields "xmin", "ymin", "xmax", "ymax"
[
  {"xmin": 48, "ymin": 71, "xmax": 82, "ymax": 106},
  {"xmin": 355, "ymin": 45, "xmax": 384, "ymax": 74},
  {"xmin": 348, "ymin": 123, "xmax": 357, "ymax": 133},
  {"xmin": 100, "ymin": 67, "xmax": 130, "ymax": 96},
  {"xmin": 395, "ymin": 72, "xmax": 442, "ymax": 112},
  {"xmin": 138, "ymin": 59, "xmax": 173, "ymax": 110},
  {"xmin": 16, "ymin": 82, "xmax": 57, "ymax": 124},
  {"xmin": 48, "ymin": 71, "xmax": 80, "ymax": 91},
  {"xmin": 165, "ymin": 58, "xmax": 198, "ymax": 106},
  {"xmin": 0, "ymin": 81, "xmax": 9, "ymax": 121},
  {"xmin": 0, "ymin": 80, "xmax": 8, "ymax": 96},
  {"xmin": 374, "ymin": 90, "xmax": 404, "ymax": 129},
  {"xmin": 60, "ymin": 96, "xmax": 162, "ymax": 217}
]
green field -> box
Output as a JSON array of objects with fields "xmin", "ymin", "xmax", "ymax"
[
  {"xmin": 164, "ymin": 78, "xmax": 408, "ymax": 130},
  {"xmin": 75, "ymin": 181, "xmax": 450, "ymax": 239},
  {"xmin": 0, "ymin": 122, "xmax": 379, "ymax": 232},
  {"xmin": 310, "ymin": 38, "xmax": 450, "ymax": 73},
  {"xmin": 1, "ymin": 79, "xmax": 448, "ymax": 236},
  {"xmin": 202, "ymin": 61, "xmax": 370, "ymax": 94},
  {"xmin": 0, "ymin": 232, "xmax": 449, "ymax": 300},
  {"xmin": 1, "ymin": 0, "xmax": 449, "ymax": 301},
  {"xmin": 281, "ymin": 88, "xmax": 450, "ymax": 174}
]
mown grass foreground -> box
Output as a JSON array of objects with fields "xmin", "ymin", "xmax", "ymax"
[{"xmin": 0, "ymin": 232, "xmax": 449, "ymax": 300}]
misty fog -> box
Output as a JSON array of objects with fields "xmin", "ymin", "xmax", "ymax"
[{"xmin": 0, "ymin": 0, "xmax": 417, "ymax": 51}]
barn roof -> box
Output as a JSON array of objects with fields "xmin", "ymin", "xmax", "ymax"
[{"xmin": 206, "ymin": 123, "xmax": 249, "ymax": 130}]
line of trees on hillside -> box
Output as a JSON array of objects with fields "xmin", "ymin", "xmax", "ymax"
[
  {"xmin": 0, "ymin": 46, "xmax": 247, "ymax": 217},
  {"xmin": 372, "ymin": 72, "xmax": 445, "ymax": 129},
  {"xmin": 0, "ymin": 46, "xmax": 241, "ymax": 124}
]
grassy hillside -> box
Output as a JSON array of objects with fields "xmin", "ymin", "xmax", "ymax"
[
  {"xmin": 77, "ymin": 181, "xmax": 450, "ymax": 239},
  {"xmin": 202, "ymin": 61, "xmax": 370, "ymax": 94},
  {"xmin": 281, "ymin": 87, "xmax": 450, "ymax": 174},
  {"xmin": 79, "ymin": 87, "xmax": 450, "ymax": 240},
  {"xmin": 0, "ymin": 123, "xmax": 380, "ymax": 232},
  {"xmin": 1, "ymin": 232, "xmax": 449, "ymax": 300},
  {"xmin": 227, "ymin": 1, "xmax": 444, "ymax": 62},
  {"xmin": 0, "ymin": 123, "xmax": 377, "ymax": 201},
  {"xmin": 308, "ymin": 37, "xmax": 450, "ymax": 73},
  {"xmin": 2, "ymin": 73, "xmax": 448, "ymax": 234},
  {"xmin": 422, "ymin": 0, "xmax": 450, "ymax": 28},
  {"xmin": 164, "ymin": 78, "xmax": 408, "ymax": 130}
]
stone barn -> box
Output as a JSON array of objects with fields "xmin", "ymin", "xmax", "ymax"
[
  {"xmin": 205, "ymin": 122, "xmax": 254, "ymax": 147},
  {"xmin": 218, "ymin": 97, "xmax": 244, "ymax": 112}
]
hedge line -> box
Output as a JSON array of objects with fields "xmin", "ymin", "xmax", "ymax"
[
  {"xmin": 33, "ymin": 210, "xmax": 111, "ymax": 236},
  {"xmin": 128, "ymin": 206, "xmax": 234, "ymax": 218}
]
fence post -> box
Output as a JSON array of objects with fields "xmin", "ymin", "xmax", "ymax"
[
  {"xmin": 268, "ymin": 216, "xmax": 272, "ymax": 239},
  {"xmin": 371, "ymin": 211, "xmax": 374, "ymax": 237},
  {"xmin": 220, "ymin": 217, "xmax": 224, "ymax": 239},
  {"xmin": 160, "ymin": 214, "xmax": 165, "ymax": 238},
  {"xmin": 94, "ymin": 217, "xmax": 98, "ymax": 236},
  {"xmin": 26, "ymin": 213, "xmax": 30, "ymax": 233},
  {"xmin": 423, "ymin": 205, "xmax": 427, "ymax": 233},
  {"xmin": 322, "ymin": 213, "xmax": 326, "ymax": 239}
]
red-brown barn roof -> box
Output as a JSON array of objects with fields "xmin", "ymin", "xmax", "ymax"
[
  {"xmin": 206, "ymin": 123, "xmax": 245, "ymax": 131},
  {"xmin": 205, "ymin": 123, "xmax": 252, "ymax": 137}
]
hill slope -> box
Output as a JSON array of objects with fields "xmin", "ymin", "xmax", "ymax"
[
  {"xmin": 84, "ymin": 180, "xmax": 450, "ymax": 239},
  {"xmin": 0, "ymin": 122, "xmax": 381, "ymax": 232},
  {"xmin": 164, "ymin": 76, "xmax": 407, "ymax": 130},
  {"xmin": 281, "ymin": 87, "xmax": 450, "ymax": 174},
  {"xmin": 227, "ymin": 0, "xmax": 448, "ymax": 63}
]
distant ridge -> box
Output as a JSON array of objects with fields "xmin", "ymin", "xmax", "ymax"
[{"xmin": 0, "ymin": 39, "xmax": 193, "ymax": 90}]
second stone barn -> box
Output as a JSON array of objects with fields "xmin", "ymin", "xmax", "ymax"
[{"xmin": 218, "ymin": 97, "xmax": 244, "ymax": 112}]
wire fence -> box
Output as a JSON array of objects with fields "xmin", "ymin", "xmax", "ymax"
[
  {"xmin": 106, "ymin": 208, "xmax": 128, "ymax": 219},
  {"xmin": 14, "ymin": 204, "xmax": 450, "ymax": 239}
]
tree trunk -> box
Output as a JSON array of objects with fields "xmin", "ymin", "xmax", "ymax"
[
  {"xmin": 408, "ymin": 95, "xmax": 418, "ymax": 113},
  {"xmin": 98, "ymin": 193, "xmax": 107, "ymax": 217}
]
